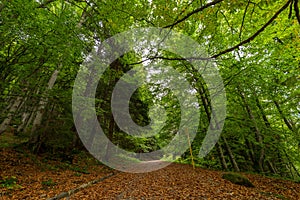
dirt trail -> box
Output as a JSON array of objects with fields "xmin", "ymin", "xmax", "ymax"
[
  {"xmin": 71, "ymin": 163, "xmax": 300, "ymax": 200},
  {"xmin": 1, "ymin": 149, "xmax": 300, "ymax": 200}
]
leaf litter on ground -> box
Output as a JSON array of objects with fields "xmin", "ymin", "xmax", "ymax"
[{"xmin": 0, "ymin": 149, "xmax": 299, "ymax": 200}]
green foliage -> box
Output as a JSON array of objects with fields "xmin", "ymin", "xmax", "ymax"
[
  {"xmin": 0, "ymin": 176, "xmax": 22, "ymax": 190},
  {"xmin": 0, "ymin": 0, "xmax": 299, "ymax": 180}
]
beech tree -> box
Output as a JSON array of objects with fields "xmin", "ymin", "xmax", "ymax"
[{"xmin": 0, "ymin": 0, "xmax": 299, "ymax": 178}]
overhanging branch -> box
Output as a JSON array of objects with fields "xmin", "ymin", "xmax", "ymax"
[
  {"xmin": 164, "ymin": 0, "xmax": 225, "ymax": 28},
  {"xmin": 294, "ymin": 0, "xmax": 300, "ymax": 25},
  {"xmin": 211, "ymin": 0, "xmax": 292, "ymax": 58}
]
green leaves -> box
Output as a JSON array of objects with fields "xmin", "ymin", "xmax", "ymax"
[{"xmin": 0, "ymin": 0, "xmax": 299, "ymax": 179}]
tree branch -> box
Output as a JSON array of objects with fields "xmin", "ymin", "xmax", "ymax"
[
  {"xmin": 239, "ymin": 0, "xmax": 251, "ymax": 40},
  {"xmin": 130, "ymin": 1, "xmax": 293, "ymax": 64},
  {"xmin": 37, "ymin": 0, "xmax": 56, "ymax": 8},
  {"xmin": 47, "ymin": 172, "xmax": 116, "ymax": 200},
  {"xmin": 164, "ymin": 0, "xmax": 225, "ymax": 28},
  {"xmin": 294, "ymin": 0, "xmax": 300, "ymax": 25},
  {"xmin": 288, "ymin": 0, "xmax": 293, "ymax": 19},
  {"xmin": 211, "ymin": 0, "xmax": 292, "ymax": 59}
]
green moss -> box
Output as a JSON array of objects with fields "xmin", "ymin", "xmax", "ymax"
[{"xmin": 222, "ymin": 172, "xmax": 255, "ymax": 187}]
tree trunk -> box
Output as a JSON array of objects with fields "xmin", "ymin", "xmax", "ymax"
[
  {"xmin": 284, "ymin": 149, "xmax": 300, "ymax": 178},
  {"xmin": 245, "ymin": 138, "xmax": 257, "ymax": 171},
  {"xmin": 31, "ymin": 69, "xmax": 59, "ymax": 132},
  {"xmin": 24, "ymin": 104, "xmax": 38, "ymax": 133},
  {"xmin": 254, "ymin": 92, "xmax": 270, "ymax": 128},
  {"xmin": 222, "ymin": 136, "xmax": 240, "ymax": 172},
  {"xmin": 239, "ymin": 89, "xmax": 265, "ymax": 173},
  {"xmin": 274, "ymin": 100, "xmax": 295, "ymax": 132},
  {"xmin": 216, "ymin": 142, "xmax": 228, "ymax": 170},
  {"xmin": 104, "ymin": 115, "xmax": 115, "ymax": 162},
  {"xmin": 30, "ymin": 68, "xmax": 60, "ymax": 142},
  {"xmin": 17, "ymin": 112, "xmax": 30, "ymax": 133},
  {"xmin": 0, "ymin": 96, "xmax": 23, "ymax": 134},
  {"xmin": 267, "ymin": 160, "xmax": 277, "ymax": 174}
]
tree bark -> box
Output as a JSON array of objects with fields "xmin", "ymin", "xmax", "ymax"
[
  {"xmin": 222, "ymin": 136, "xmax": 240, "ymax": 172},
  {"xmin": 274, "ymin": 100, "xmax": 295, "ymax": 132},
  {"xmin": 104, "ymin": 115, "xmax": 115, "ymax": 162},
  {"xmin": 216, "ymin": 142, "xmax": 228, "ymax": 171},
  {"xmin": 239, "ymin": 89, "xmax": 265, "ymax": 173},
  {"xmin": 30, "ymin": 68, "xmax": 60, "ymax": 141},
  {"xmin": 254, "ymin": 92, "xmax": 270, "ymax": 128},
  {"xmin": 267, "ymin": 160, "xmax": 277, "ymax": 174},
  {"xmin": 17, "ymin": 112, "xmax": 30, "ymax": 133},
  {"xmin": 0, "ymin": 95, "xmax": 23, "ymax": 134}
]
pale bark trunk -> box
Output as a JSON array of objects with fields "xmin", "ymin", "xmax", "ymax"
[
  {"xmin": 30, "ymin": 68, "xmax": 60, "ymax": 137},
  {"xmin": 17, "ymin": 112, "xmax": 30, "ymax": 133},
  {"xmin": 0, "ymin": 96, "xmax": 23, "ymax": 134},
  {"xmin": 24, "ymin": 104, "xmax": 38, "ymax": 132}
]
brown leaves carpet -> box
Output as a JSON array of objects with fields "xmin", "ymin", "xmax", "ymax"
[{"xmin": 1, "ymin": 149, "xmax": 299, "ymax": 199}]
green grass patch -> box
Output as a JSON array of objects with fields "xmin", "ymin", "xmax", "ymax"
[{"xmin": 0, "ymin": 176, "xmax": 22, "ymax": 190}]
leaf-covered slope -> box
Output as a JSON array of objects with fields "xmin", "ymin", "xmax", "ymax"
[{"xmin": 1, "ymin": 149, "xmax": 299, "ymax": 200}]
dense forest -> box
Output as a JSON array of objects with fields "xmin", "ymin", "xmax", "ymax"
[{"xmin": 0, "ymin": 0, "xmax": 300, "ymax": 196}]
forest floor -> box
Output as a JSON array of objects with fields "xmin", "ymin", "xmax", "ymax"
[{"xmin": 0, "ymin": 148, "xmax": 299, "ymax": 200}]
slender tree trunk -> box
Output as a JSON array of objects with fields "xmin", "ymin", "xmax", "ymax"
[
  {"xmin": 86, "ymin": 117, "xmax": 98, "ymax": 149},
  {"xmin": 254, "ymin": 93, "xmax": 281, "ymax": 174},
  {"xmin": 223, "ymin": 136, "xmax": 240, "ymax": 172},
  {"xmin": 254, "ymin": 92, "xmax": 270, "ymax": 128},
  {"xmin": 245, "ymin": 138, "xmax": 256, "ymax": 169},
  {"xmin": 70, "ymin": 9, "xmax": 93, "ymax": 148},
  {"xmin": 194, "ymin": 77, "xmax": 229, "ymax": 169},
  {"xmin": 104, "ymin": 115, "xmax": 115, "ymax": 162},
  {"xmin": 267, "ymin": 160, "xmax": 277, "ymax": 174},
  {"xmin": 216, "ymin": 142, "xmax": 228, "ymax": 170},
  {"xmin": 72, "ymin": 61, "xmax": 99, "ymax": 148},
  {"xmin": 284, "ymin": 150, "xmax": 300, "ymax": 178},
  {"xmin": 239, "ymin": 89, "xmax": 265, "ymax": 173},
  {"xmin": 34, "ymin": 103, "xmax": 54, "ymax": 153},
  {"xmin": 17, "ymin": 112, "xmax": 30, "ymax": 133},
  {"xmin": 274, "ymin": 100, "xmax": 295, "ymax": 132},
  {"xmin": 0, "ymin": 96, "xmax": 23, "ymax": 134},
  {"xmin": 2, "ymin": 98, "xmax": 14, "ymax": 114},
  {"xmin": 30, "ymin": 68, "xmax": 60, "ymax": 141},
  {"xmin": 24, "ymin": 104, "xmax": 38, "ymax": 133}
]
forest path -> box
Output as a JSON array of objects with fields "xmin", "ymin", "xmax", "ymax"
[
  {"xmin": 71, "ymin": 163, "xmax": 300, "ymax": 200},
  {"xmin": 1, "ymin": 149, "xmax": 299, "ymax": 200}
]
